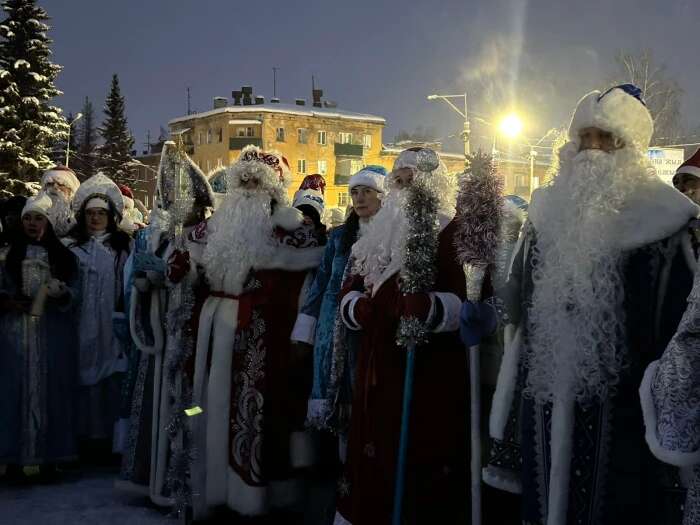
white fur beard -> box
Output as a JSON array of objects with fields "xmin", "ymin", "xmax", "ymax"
[
  {"xmin": 525, "ymin": 148, "xmax": 641, "ymax": 404},
  {"xmin": 351, "ymin": 189, "xmax": 408, "ymax": 290},
  {"xmin": 48, "ymin": 192, "xmax": 75, "ymax": 236},
  {"xmin": 202, "ymin": 189, "xmax": 276, "ymax": 294}
]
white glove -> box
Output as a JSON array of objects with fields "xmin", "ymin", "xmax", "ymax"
[{"xmin": 46, "ymin": 278, "xmax": 68, "ymax": 298}]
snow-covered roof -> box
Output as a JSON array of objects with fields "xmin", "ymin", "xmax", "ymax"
[
  {"xmin": 228, "ymin": 119, "xmax": 262, "ymax": 125},
  {"xmin": 169, "ymin": 103, "xmax": 386, "ymax": 126}
]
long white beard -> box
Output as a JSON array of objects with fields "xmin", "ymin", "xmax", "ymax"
[
  {"xmin": 47, "ymin": 190, "xmax": 75, "ymax": 236},
  {"xmin": 351, "ymin": 190, "xmax": 409, "ymax": 291},
  {"xmin": 525, "ymin": 147, "xmax": 655, "ymax": 404},
  {"xmin": 202, "ymin": 189, "xmax": 276, "ymax": 294}
]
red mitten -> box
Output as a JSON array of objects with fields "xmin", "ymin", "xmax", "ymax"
[
  {"xmin": 339, "ymin": 273, "xmax": 365, "ymax": 300},
  {"xmin": 167, "ymin": 249, "xmax": 191, "ymax": 284},
  {"xmin": 400, "ymin": 293, "xmax": 432, "ymax": 322}
]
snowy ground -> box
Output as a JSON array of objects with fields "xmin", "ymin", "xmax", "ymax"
[{"xmin": 0, "ymin": 467, "xmax": 172, "ymax": 525}]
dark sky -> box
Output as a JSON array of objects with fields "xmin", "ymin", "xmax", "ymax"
[{"xmin": 48, "ymin": 0, "xmax": 700, "ymax": 154}]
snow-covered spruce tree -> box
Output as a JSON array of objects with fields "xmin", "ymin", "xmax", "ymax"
[
  {"xmin": 0, "ymin": 0, "xmax": 68, "ymax": 189},
  {"xmin": 98, "ymin": 74, "xmax": 134, "ymax": 183},
  {"xmin": 75, "ymin": 96, "xmax": 97, "ymax": 179}
]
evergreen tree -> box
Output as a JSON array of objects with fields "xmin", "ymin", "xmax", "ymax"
[
  {"xmin": 0, "ymin": 0, "xmax": 68, "ymax": 182},
  {"xmin": 49, "ymin": 109, "xmax": 77, "ymax": 166},
  {"xmin": 98, "ymin": 74, "xmax": 134, "ymax": 183},
  {"xmin": 74, "ymin": 96, "xmax": 97, "ymax": 178}
]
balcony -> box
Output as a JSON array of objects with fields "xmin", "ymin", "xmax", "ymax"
[
  {"xmin": 229, "ymin": 137, "xmax": 262, "ymax": 150},
  {"xmin": 334, "ymin": 173, "xmax": 350, "ymax": 186},
  {"xmin": 334, "ymin": 142, "xmax": 363, "ymax": 157}
]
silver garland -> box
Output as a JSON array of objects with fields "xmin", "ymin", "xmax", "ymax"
[{"xmin": 396, "ymin": 149, "xmax": 441, "ymax": 348}]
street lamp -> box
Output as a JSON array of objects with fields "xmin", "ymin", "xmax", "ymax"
[
  {"xmin": 65, "ymin": 112, "xmax": 83, "ymax": 167},
  {"xmin": 427, "ymin": 93, "xmax": 470, "ymax": 165}
]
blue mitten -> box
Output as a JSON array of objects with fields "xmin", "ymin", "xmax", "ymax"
[{"xmin": 459, "ymin": 301, "xmax": 497, "ymax": 347}]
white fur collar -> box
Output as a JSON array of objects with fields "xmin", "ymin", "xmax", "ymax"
[{"xmin": 530, "ymin": 179, "xmax": 700, "ymax": 251}]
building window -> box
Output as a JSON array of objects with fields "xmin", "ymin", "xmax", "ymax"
[
  {"xmin": 207, "ymin": 129, "xmax": 212, "ymax": 144},
  {"xmin": 339, "ymin": 132, "xmax": 352, "ymax": 144},
  {"xmin": 318, "ymin": 130, "xmax": 327, "ymax": 145},
  {"xmin": 338, "ymin": 192, "xmax": 349, "ymax": 207},
  {"xmin": 198, "ymin": 132, "xmax": 203, "ymax": 145},
  {"xmin": 317, "ymin": 159, "xmax": 327, "ymax": 175},
  {"xmin": 351, "ymin": 159, "xmax": 363, "ymax": 173},
  {"xmin": 206, "ymin": 159, "xmax": 211, "ymax": 172},
  {"xmin": 363, "ymin": 134, "xmax": 372, "ymax": 149},
  {"xmin": 246, "ymin": 127, "xmax": 254, "ymax": 137},
  {"xmin": 298, "ymin": 159, "xmax": 307, "ymax": 174},
  {"xmin": 237, "ymin": 128, "xmax": 246, "ymax": 137},
  {"xmin": 217, "ymin": 157, "xmax": 222, "ymax": 168},
  {"xmin": 298, "ymin": 128, "xmax": 308, "ymax": 144},
  {"xmin": 217, "ymin": 128, "xmax": 223, "ymax": 142},
  {"xmin": 276, "ymin": 127, "xmax": 285, "ymax": 142}
]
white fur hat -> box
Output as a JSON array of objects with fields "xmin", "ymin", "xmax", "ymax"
[
  {"xmin": 21, "ymin": 192, "xmax": 55, "ymax": 225},
  {"xmin": 568, "ymin": 84, "xmax": 653, "ymax": 150},
  {"xmin": 349, "ymin": 165, "xmax": 387, "ymax": 192},
  {"xmin": 72, "ymin": 172, "xmax": 125, "ymax": 219},
  {"xmin": 293, "ymin": 188, "xmax": 325, "ymax": 218},
  {"xmin": 228, "ymin": 145, "xmax": 292, "ymax": 204},
  {"xmin": 41, "ymin": 166, "xmax": 80, "ymax": 195}
]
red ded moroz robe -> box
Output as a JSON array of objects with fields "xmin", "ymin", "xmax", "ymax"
[{"xmin": 336, "ymin": 218, "xmax": 476, "ymax": 525}]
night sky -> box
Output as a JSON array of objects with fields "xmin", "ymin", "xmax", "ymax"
[{"xmin": 47, "ymin": 0, "xmax": 700, "ymax": 154}]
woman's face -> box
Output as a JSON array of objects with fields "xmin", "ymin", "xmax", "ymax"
[
  {"xmin": 350, "ymin": 185, "xmax": 381, "ymax": 218},
  {"xmin": 86, "ymin": 207, "xmax": 109, "ymax": 234},
  {"xmin": 22, "ymin": 212, "xmax": 48, "ymax": 240}
]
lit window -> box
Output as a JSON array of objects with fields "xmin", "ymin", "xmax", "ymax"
[
  {"xmin": 276, "ymin": 127, "xmax": 285, "ymax": 142},
  {"xmin": 363, "ymin": 134, "xmax": 372, "ymax": 149},
  {"xmin": 298, "ymin": 128, "xmax": 308, "ymax": 144},
  {"xmin": 298, "ymin": 159, "xmax": 306, "ymax": 174},
  {"xmin": 351, "ymin": 159, "xmax": 363, "ymax": 173},
  {"xmin": 317, "ymin": 159, "xmax": 327, "ymax": 175},
  {"xmin": 339, "ymin": 132, "xmax": 352, "ymax": 144},
  {"xmin": 318, "ymin": 130, "xmax": 327, "ymax": 145},
  {"xmin": 237, "ymin": 128, "xmax": 246, "ymax": 137},
  {"xmin": 338, "ymin": 192, "xmax": 349, "ymax": 206}
]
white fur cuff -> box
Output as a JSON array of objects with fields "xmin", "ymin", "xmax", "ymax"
[
  {"xmin": 290, "ymin": 313, "xmax": 317, "ymax": 345},
  {"xmin": 431, "ymin": 292, "xmax": 462, "ymax": 333},
  {"xmin": 340, "ymin": 291, "xmax": 363, "ymax": 331},
  {"xmin": 272, "ymin": 206, "xmax": 304, "ymax": 231}
]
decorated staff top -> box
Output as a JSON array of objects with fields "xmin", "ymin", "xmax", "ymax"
[{"xmin": 454, "ymin": 152, "xmax": 503, "ymax": 268}]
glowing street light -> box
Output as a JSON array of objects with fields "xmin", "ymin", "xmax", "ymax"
[
  {"xmin": 66, "ymin": 112, "xmax": 83, "ymax": 167},
  {"xmin": 499, "ymin": 114, "xmax": 523, "ymax": 139}
]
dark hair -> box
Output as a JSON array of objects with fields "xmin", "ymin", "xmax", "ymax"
[
  {"xmin": 340, "ymin": 209, "xmax": 360, "ymax": 254},
  {"xmin": 68, "ymin": 199, "xmax": 132, "ymax": 256},
  {"xmin": 6, "ymin": 220, "xmax": 78, "ymax": 288}
]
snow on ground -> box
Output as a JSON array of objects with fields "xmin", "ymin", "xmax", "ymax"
[{"xmin": 0, "ymin": 468, "xmax": 172, "ymax": 525}]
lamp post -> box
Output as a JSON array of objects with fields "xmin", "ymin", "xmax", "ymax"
[
  {"xmin": 65, "ymin": 112, "xmax": 83, "ymax": 167},
  {"xmin": 427, "ymin": 93, "xmax": 470, "ymax": 165}
]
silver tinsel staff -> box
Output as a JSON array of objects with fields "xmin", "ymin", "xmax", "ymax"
[
  {"xmin": 392, "ymin": 149, "xmax": 440, "ymax": 525},
  {"xmin": 454, "ymin": 151, "xmax": 503, "ymax": 525}
]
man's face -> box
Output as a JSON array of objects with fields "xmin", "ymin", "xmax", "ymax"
[
  {"xmin": 86, "ymin": 207, "xmax": 109, "ymax": 234},
  {"xmin": 391, "ymin": 168, "xmax": 414, "ymax": 190},
  {"xmin": 44, "ymin": 180, "xmax": 73, "ymax": 200},
  {"xmin": 578, "ymin": 127, "xmax": 622, "ymax": 154},
  {"xmin": 673, "ymin": 173, "xmax": 700, "ymax": 204}
]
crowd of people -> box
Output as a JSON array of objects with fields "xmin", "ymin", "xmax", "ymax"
[{"xmin": 2, "ymin": 82, "xmax": 700, "ymax": 525}]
